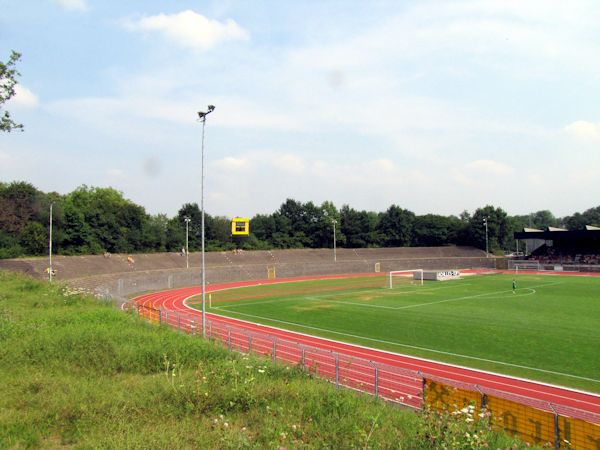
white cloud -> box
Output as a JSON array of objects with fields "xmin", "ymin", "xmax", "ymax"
[
  {"xmin": 123, "ymin": 10, "xmax": 249, "ymax": 51},
  {"xmin": 567, "ymin": 168, "xmax": 600, "ymax": 184},
  {"xmin": 0, "ymin": 150, "xmax": 12, "ymax": 164},
  {"xmin": 465, "ymin": 159, "xmax": 515, "ymax": 176},
  {"xmin": 451, "ymin": 169, "xmax": 475, "ymax": 187},
  {"xmin": 213, "ymin": 156, "xmax": 250, "ymax": 171},
  {"xmin": 9, "ymin": 85, "xmax": 39, "ymax": 108},
  {"xmin": 106, "ymin": 168, "xmax": 125, "ymax": 178},
  {"xmin": 289, "ymin": 0, "xmax": 600, "ymax": 85},
  {"xmin": 564, "ymin": 120, "xmax": 600, "ymax": 141},
  {"xmin": 527, "ymin": 174, "xmax": 544, "ymax": 187},
  {"xmin": 272, "ymin": 154, "xmax": 306, "ymax": 174},
  {"xmin": 452, "ymin": 159, "xmax": 515, "ymax": 188},
  {"xmin": 47, "ymin": 92, "xmax": 303, "ymax": 134},
  {"xmin": 54, "ymin": 0, "xmax": 88, "ymax": 12},
  {"xmin": 368, "ymin": 159, "xmax": 396, "ymax": 173}
]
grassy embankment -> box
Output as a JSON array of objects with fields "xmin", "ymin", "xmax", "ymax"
[{"xmin": 0, "ymin": 271, "xmax": 532, "ymax": 449}]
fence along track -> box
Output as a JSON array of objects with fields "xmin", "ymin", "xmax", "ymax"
[{"xmin": 137, "ymin": 304, "xmax": 600, "ymax": 449}]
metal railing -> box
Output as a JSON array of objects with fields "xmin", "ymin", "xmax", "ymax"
[
  {"xmin": 93, "ymin": 268, "xmax": 600, "ymax": 448},
  {"xmin": 136, "ymin": 303, "xmax": 600, "ymax": 435},
  {"xmin": 138, "ymin": 303, "xmax": 424, "ymax": 409}
]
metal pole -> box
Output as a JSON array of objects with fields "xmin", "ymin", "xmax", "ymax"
[
  {"xmin": 184, "ymin": 217, "xmax": 190, "ymax": 269},
  {"xmin": 201, "ymin": 116, "xmax": 206, "ymax": 337},
  {"xmin": 197, "ymin": 105, "xmax": 214, "ymax": 338},
  {"xmin": 483, "ymin": 217, "xmax": 489, "ymax": 257},
  {"xmin": 485, "ymin": 219, "xmax": 490, "ymax": 258},
  {"xmin": 332, "ymin": 219, "xmax": 337, "ymax": 262},
  {"xmin": 49, "ymin": 202, "xmax": 53, "ymax": 282}
]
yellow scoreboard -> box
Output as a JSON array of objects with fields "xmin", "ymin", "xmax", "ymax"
[{"xmin": 231, "ymin": 217, "xmax": 250, "ymax": 235}]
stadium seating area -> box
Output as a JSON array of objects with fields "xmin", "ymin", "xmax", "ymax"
[
  {"xmin": 0, "ymin": 246, "xmax": 487, "ymax": 281},
  {"xmin": 0, "ymin": 246, "xmax": 492, "ymax": 300},
  {"xmin": 529, "ymin": 249, "xmax": 600, "ymax": 265}
]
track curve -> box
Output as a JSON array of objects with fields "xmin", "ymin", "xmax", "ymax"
[{"xmin": 133, "ymin": 273, "xmax": 600, "ymax": 417}]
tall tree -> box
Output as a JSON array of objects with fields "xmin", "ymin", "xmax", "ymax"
[
  {"xmin": 377, "ymin": 205, "xmax": 415, "ymax": 247},
  {"xmin": 413, "ymin": 214, "xmax": 462, "ymax": 247},
  {"xmin": 0, "ymin": 181, "xmax": 43, "ymax": 235},
  {"xmin": 513, "ymin": 210, "xmax": 560, "ymax": 230},
  {"xmin": 19, "ymin": 222, "xmax": 47, "ymax": 255},
  {"xmin": 175, "ymin": 203, "xmax": 202, "ymax": 251},
  {"xmin": 340, "ymin": 205, "xmax": 376, "ymax": 248},
  {"xmin": 580, "ymin": 206, "xmax": 600, "ymax": 228},
  {"xmin": 469, "ymin": 205, "xmax": 510, "ymax": 253},
  {"xmin": 321, "ymin": 201, "xmax": 344, "ymax": 248},
  {"xmin": 64, "ymin": 186, "xmax": 149, "ymax": 253},
  {"xmin": 0, "ymin": 51, "xmax": 24, "ymax": 132},
  {"xmin": 207, "ymin": 215, "xmax": 233, "ymax": 249}
]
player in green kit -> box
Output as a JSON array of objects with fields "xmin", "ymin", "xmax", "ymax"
[{"xmin": 512, "ymin": 279, "xmax": 517, "ymax": 294}]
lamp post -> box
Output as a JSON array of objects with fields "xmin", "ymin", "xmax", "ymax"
[
  {"xmin": 197, "ymin": 105, "xmax": 215, "ymax": 338},
  {"xmin": 48, "ymin": 202, "xmax": 54, "ymax": 282},
  {"xmin": 323, "ymin": 211, "xmax": 337, "ymax": 262},
  {"xmin": 483, "ymin": 217, "xmax": 489, "ymax": 258},
  {"xmin": 332, "ymin": 219, "xmax": 337, "ymax": 262},
  {"xmin": 184, "ymin": 216, "xmax": 191, "ymax": 269}
]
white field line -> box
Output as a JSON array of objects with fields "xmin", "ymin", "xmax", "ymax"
[
  {"xmin": 390, "ymin": 280, "xmax": 562, "ymax": 310},
  {"xmin": 218, "ymin": 281, "xmax": 557, "ymax": 312},
  {"xmin": 481, "ymin": 288, "xmax": 537, "ymax": 300},
  {"xmin": 318, "ymin": 286, "xmax": 539, "ymax": 309},
  {"xmin": 210, "ymin": 306, "xmax": 600, "ymax": 384},
  {"xmin": 216, "ymin": 282, "xmax": 471, "ymax": 310}
]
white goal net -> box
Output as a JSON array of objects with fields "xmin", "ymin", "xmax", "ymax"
[
  {"xmin": 507, "ymin": 260, "xmax": 541, "ymax": 273},
  {"xmin": 389, "ymin": 269, "xmax": 424, "ymax": 288}
]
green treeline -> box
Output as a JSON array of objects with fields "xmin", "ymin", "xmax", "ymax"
[{"xmin": 1, "ymin": 180, "xmax": 599, "ymax": 258}]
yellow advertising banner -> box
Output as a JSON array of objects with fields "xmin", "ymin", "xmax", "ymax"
[
  {"xmin": 424, "ymin": 378, "xmax": 600, "ymax": 449},
  {"xmin": 486, "ymin": 395, "xmax": 555, "ymax": 447}
]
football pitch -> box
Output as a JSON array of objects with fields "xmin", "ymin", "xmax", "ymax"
[{"xmin": 190, "ymin": 273, "xmax": 600, "ymax": 392}]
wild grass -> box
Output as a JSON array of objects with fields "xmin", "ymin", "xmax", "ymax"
[{"xmin": 0, "ymin": 271, "xmax": 533, "ymax": 448}]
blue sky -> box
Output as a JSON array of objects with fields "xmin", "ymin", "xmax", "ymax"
[{"xmin": 2, "ymin": 0, "xmax": 600, "ymax": 218}]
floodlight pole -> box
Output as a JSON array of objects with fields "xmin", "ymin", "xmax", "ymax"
[
  {"xmin": 198, "ymin": 105, "xmax": 215, "ymax": 338},
  {"xmin": 332, "ymin": 219, "xmax": 337, "ymax": 262},
  {"xmin": 483, "ymin": 217, "xmax": 489, "ymax": 258},
  {"xmin": 184, "ymin": 217, "xmax": 191, "ymax": 269},
  {"xmin": 49, "ymin": 202, "xmax": 54, "ymax": 282}
]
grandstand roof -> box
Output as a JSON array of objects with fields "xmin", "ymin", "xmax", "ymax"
[{"xmin": 514, "ymin": 228, "xmax": 600, "ymax": 240}]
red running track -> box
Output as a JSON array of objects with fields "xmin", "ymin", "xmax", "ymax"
[{"xmin": 133, "ymin": 273, "xmax": 600, "ymax": 418}]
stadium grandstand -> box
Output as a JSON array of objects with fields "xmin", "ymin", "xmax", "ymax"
[
  {"xmin": 512, "ymin": 225, "xmax": 600, "ymax": 270},
  {"xmin": 0, "ymin": 246, "xmax": 491, "ymax": 299}
]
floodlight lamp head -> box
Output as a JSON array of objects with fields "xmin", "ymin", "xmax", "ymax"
[{"xmin": 197, "ymin": 105, "xmax": 215, "ymax": 120}]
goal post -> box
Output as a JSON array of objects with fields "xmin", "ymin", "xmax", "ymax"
[
  {"xmin": 507, "ymin": 260, "xmax": 541, "ymax": 273},
  {"xmin": 389, "ymin": 269, "xmax": 423, "ymax": 288}
]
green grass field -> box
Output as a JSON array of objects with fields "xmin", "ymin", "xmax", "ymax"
[{"xmin": 195, "ymin": 273, "xmax": 600, "ymax": 392}]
